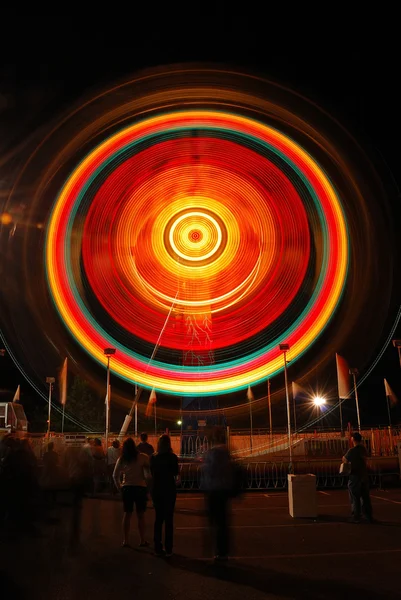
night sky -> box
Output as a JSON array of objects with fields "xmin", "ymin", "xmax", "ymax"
[{"xmin": 0, "ymin": 18, "xmax": 400, "ymax": 429}]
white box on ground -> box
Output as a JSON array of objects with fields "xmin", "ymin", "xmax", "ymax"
[{"xmin": 288, "ymin": 474, "xmax": 317, "ymax": 518}]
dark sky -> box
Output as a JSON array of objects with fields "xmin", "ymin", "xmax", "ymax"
[{"xmin": 1, "ymin": 17, "xmax": 400, "ymax": 427}]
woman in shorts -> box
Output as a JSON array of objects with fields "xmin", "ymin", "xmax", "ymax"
[{"xmin": 113, "ymin": 437, "xmax": 150, "ymax": 547}]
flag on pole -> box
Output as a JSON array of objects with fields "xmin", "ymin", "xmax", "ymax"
[
  {"xmin": 59, "ymin": 358, "xmax": 68, "ymax": 406},
  {"xmin": 292, "ymin": 381, "xmax": 307, "ymax": 401},
  {"xmin": 336, "ymin": 353, "xmax": 351, "ymax": 398},
  {"xmin": 247, "ymin": 385, "xmax": 255, "ymax": 401},
  {"xmin": 105, "ymin": 384, "xmax": 111, "ymax": 405},
  {"xmin": 145, "ymin": 388, "xmax": 157, "ymax": 417},
  {"xmin": 13, "ymin": 385, "xmax": 20, "ymax": 402},
  {"xmin": 384, "ymin": 379, "xmax": 398, "ymax": 405}
]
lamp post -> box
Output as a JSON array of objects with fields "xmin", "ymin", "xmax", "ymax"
[
  {"xmin": 392, "ymin": 340, "xmax": 401, "ymax": 368},
  {"xmin": 279, "ymin": 343, "xmax": 292, "ymax": 465},
  {"xmin": 104, "ymin": 347, "xmax": 116, "ymax": 451},
  {"xmin": 134, "ymin": 383, "xmax": 138, "ymax": 438},
  {"xmin": 267, "ymin": 379, "xmax": 273, "ymax": 441},
  {"xmin": 46, "ymin": 377, "xmax": 55, "ymax": 439},
  {"xmin": 349, "ymin": 368, "xmax": 361, "ymax": 431}
]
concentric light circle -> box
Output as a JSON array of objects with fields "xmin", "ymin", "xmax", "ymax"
[{"xmin": 45, "ymin": 109, "xmax": 348, "ymax": 395}]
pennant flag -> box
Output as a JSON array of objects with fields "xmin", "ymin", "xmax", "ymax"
[
  {"xmin": 145, "ymin": 388, "xmax": 157, "ymax": 417},
  {"xmin": 336, "ymin": 353, "xmax": 351, "ymax": 398},
  {"xmin": 13, "ymin": 385, "xmax": 20, "ymax": 402},
  {"xmin": 105, "ymin": 384, "xmax": 111, "ymax": 405},
  {"xmin": 59, "ymin": 358, "xmax": 68, "ymax": 406},
  {"xmin": 247, "ymin": 385, "xmax": 255, "ymax": 401},
  {"xmin": 384, "ymin": 379, "xmax": 398, "ymax": 405},
  {"xmin": 292, "ymin": 381, "xmax": 307, "ymax": 400}
]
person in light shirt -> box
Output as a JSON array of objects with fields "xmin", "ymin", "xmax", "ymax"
[
  {"xmin": 107, "ymin": 440, "xmax": 120, "ymax": 494},
  {"xmin": 113, "ymin": 437, "xmax": 150, "ymax": 547}
]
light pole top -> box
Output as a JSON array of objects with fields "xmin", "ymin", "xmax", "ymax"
[
  {"xmin": 46, "ymin": 376, "xmax": 55, "ymax": 384},
  {"xmin": 349, "ymin": 368, "xmax": 359, "ymax": 376},
  {"xmin": 104, "ymin": 348, "xmax": 116, "ymax": 357},
  {"xmin": 392, "ymin": 339, "xmax": 401, "ymax": 348},
  {"xmin": 279, "ymin": 343, "xmax": 290, "ymax": 351}
]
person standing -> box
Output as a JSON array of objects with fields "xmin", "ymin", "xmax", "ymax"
[
  {"xmin": 150, "ymin": 434, "xmax": 179, "ymax": 557},
  {"xmin": 201, "ymin": 427, "xmax": 234, "ymax": 561},
  {"xmin": 113, "ymin": 437, "xmax": 150, "ymax": 547},
  {"xmin": 342, "ymin": 432, "xmax": 373, "ymax": 523},
  {"xmin": 107, "ymin": 440, "xmax": 120, "ymax": 494},
  {"xmin": 92, "ymin": 438, "xmax": 106, "ymax": 493},
  {"xmin": 137, "ymin": 432, "xmax": 155, "ymax": 457},
  {"xmin": 41, "ymin": 442, "xmax": 60, "ymax": 506}
]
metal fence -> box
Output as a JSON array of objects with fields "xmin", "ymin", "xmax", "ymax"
[
  {"xmin": 178, "ymin": 457, "xmax": 400, "ymax": 491},
  {"xmin": 23, "ymin": 426, "xmax": 401, "ymax": 463}
]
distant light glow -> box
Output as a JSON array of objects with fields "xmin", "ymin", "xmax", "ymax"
[{"xmin": 313, "ymin": 396, "xmax": 326, "ymax": 406}]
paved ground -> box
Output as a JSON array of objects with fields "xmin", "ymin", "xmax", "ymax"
[{"xmin": 1, "ymin": 488, "xmax": 401, "ymax": 599}]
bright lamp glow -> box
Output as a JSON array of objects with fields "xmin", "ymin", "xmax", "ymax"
[
  {"xmin": 313, "ymin": 396, "xmax": 326, "ymax": 406},
  {"xmin": 177, "ymin": 420, "xmax": 182, "ymax": 425}
]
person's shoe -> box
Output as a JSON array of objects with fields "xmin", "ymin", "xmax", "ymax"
[
  {"xmin": 122, "ymin": 542, "xmax": 131, "ymax": 548},
  {"xmin": 139, "ymin": 541, "xmax": 150, "ymax": 548},
  {"xmin": 154, "ymin": 550, "xmax": 165, "ymax": 557},
  {"xmin": 348, "ymin": 517, "xmax": 361, "ymax": 524},
  {"xmin": 165, "ymin": 552, "xmax": 173, "ymax": 558}
]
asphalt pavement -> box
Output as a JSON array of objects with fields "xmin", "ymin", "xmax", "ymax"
[{"xmin": 1, "ymin": 488, "xmax": 401, "ymax": 599}]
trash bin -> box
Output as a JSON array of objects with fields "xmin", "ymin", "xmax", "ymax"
[{"xmin": 288, "ymin": 474, "xmax": 317, "ymax": 518}]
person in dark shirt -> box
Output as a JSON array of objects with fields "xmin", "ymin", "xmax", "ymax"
[
  {"xmin": 343, "ymin": 432, "xmax": 373, "ymax": 523},
  {"xmin": 137, "ymin": 433, "xmax": 155, "ymax": 457},
  {"xmin": 201, "ymin": 427, "xmax": 234, "ymax": 561},
  {"xmin": 150, "ymin": 434, "xmax": 179, "ymax": 557}
]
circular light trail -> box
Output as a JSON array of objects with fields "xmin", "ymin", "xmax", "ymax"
[{"xmin": 45, "ymin": 110, "xmax": 348, "ymax": 395}]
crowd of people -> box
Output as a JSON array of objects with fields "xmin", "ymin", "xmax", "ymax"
[{"xmin": 0, "ymin": 428, "xmax": 373, "ymax": 560}]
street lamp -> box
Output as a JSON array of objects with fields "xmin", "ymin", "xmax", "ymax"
[
  {"xmin": 349, "ymin": 368, "xmax": 361, "ymax": 431},
  {"xmin": 46, "ymin": 377, "xmax": 55, "ymax": 438},
  {"xmin": 312, "ymin": 396, "xmax": 326, "ymax": 429},
  {"xmin": 104, "ymin": 347, "xmax": 116, "ymax": 451},
  {"xmin": 392, "ymin": 340, "xmax": 401, "ymax": 368},
  {"xmin": 279, "ymin": 343, "xmax": 292, "ymax": 464}
]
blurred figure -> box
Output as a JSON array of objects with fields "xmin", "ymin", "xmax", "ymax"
[
  {"xmin": 342, "ymin": 432, "xmax": 373, "ymax": 523},
  {"xmin": 1, "ymin": 436, "xmax": 38, "ymax": 530},
  {"xmin": 150, "ymin": 434, "xmax": 179, "ymax": 557},
  {"xmin": 92, "ymin": 438, "xmax": 106, "ymax": 493},
  {"xmin": 113, "ymin": 437, "xmax": 150, "ymax": 547},
  {"xmin": 202, "ymin": 427, "xmax": 234, "ymax": 561},
  {"xmin": 83, "ymin": 437, "xmax": 94, "ymax": 455},
  {"xmin": 64, "ymin": 445, "xmax": 93, "ymax": 551},
  {"xmin": 40, "ymin": 441, "xmax": 59, "ymax": 507},
  {"xmin": 107, "ymin": 439, "xmax": 121, "ymax": 494},
  {"xmin": 137, "ymin": 432, "xmax": 155, "ymax": 457}
]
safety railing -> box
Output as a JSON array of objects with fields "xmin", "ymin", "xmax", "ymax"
[{"xmin": 177, "ymin": 457, "xmax": 400, "ymax": 490}]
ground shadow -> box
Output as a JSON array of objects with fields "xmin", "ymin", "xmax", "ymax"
[{"xmin": 166, "ymin": 554, "xmax": 399, "ymax": 600}]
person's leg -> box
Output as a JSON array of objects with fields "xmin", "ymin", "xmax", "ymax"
[
  {"xmin": 348, "ymin": 477, "xmax": 361, "ymax": 521},
  {"xmin": 360, "ymin": 480, "xmax": 373, "ymax": 521},
  {"xmin": 215, "ymin": 492, "xmax": 230, "ymax": 557},
  {"xmin": 121, "ymin": 486, "xmax": 134, "ymax": 545},
  {"xmin": 122, "ymin": 512, "xmax": 132, "ymax": 545},
  {"xmin": 153, "ymin": 498, "xmax": 164, "ymax": 554},
  {"xmin": 136, "ymin": 486, "xmax": 148, "ymax": 545},
  {"xmin": 165, "ymin": 493, "xmax": 176, "ymax": 555}
]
